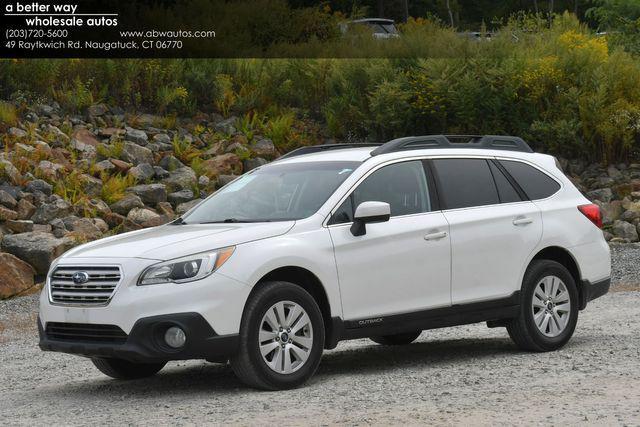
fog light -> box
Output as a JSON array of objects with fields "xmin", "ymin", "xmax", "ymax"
[{"xmin": 164, "ymin": 326, "xmax": 186, "ymax": 348}]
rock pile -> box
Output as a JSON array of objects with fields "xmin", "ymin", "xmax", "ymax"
[{"xmin": 0, "ymin": 101, "xmax": 279, "ymax": 298}]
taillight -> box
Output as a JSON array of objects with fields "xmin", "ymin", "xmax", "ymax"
[{"xmin": 578, "ymin": 204, "xmax": 602, "ymax": 229}]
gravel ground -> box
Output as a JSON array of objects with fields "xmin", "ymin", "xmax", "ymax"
[{"xmin": 1, "ymin": 246, "xmax": 639, "ymax": 426}]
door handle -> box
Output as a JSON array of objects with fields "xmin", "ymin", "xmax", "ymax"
[
  {"xmin": 424, "ymin": 231, "xmax": 448, "ymax": 241},
  {"xmin": 512, "ymin": 217, "xmax": 533, "ymax": 226}
]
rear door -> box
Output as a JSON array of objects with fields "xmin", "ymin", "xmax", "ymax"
[{"xmin": 430, "ymin": 157, "xmax": 543, "ymax": 304}]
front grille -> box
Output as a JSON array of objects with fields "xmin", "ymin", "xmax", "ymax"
[
  {"xmin": 49, "ymin": 266, "xmax": 121, "ymax": 306},
  {"xmin": 45, "ymin": 322, "xmax": 128, "ymax": 343}
]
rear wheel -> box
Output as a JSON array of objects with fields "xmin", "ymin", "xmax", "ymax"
[
  {"xmin": 370, "ymin": 331, "xmax": 421, "ymax": 346},
  {"xmin": 91, "ymin": 358, "xmax": 166, "ymax": 379},
  {"xmin": 507, "ymin": 260, "xmax": 578, "ymax": 352},
  {"xmin": 231, "ymin": 281, "xmax": 325, "ymax": 390}
]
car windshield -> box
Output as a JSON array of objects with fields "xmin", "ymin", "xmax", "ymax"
[
  {"xmin": 381, "ymin": 23, "xmax": 398, "ymax": 34},
  {"xmin": 183, "ymin": 161, "xmax": 360, "ymax": 223}
]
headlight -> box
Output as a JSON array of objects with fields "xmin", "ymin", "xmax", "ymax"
[{"xmin": 138, "ymin": 246, "xmax": 235, "ymax": 286}]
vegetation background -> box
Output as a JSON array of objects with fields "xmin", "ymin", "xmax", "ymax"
[{"xmin": 1, "ymin": 0, "xmax": 639, "ymax": 164}]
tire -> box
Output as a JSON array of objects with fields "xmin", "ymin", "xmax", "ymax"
[
  {"xmin": 231, "ymin": 281, "xmax": 325, "ymax": 390},
  {"xmin": 370, "ymin": 331, "xmax": 421, "ymax": 346},
  {"xmin": 507, "ymin": 260, "xmax": 579, "ymax": 352},
  {"xmin": 91, "ymin": 358, "xmax": 166, "ymax": 379}
]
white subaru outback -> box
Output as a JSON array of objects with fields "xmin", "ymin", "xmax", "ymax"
[{"xmin": 39, "ymin": 135, "xmax": 611, "ymax": 390}]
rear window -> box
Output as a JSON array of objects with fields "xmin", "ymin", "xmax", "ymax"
[
  {"xmin": 499, "ymin": 160, "xmax": 560, "ymax": 200},
  {"xmin": 432, "ymin": 159, "xmax": 499, "ymax": 209}
]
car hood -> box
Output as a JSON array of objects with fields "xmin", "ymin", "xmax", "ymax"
[{"xmin": 62, "ymin": 221, "xmax": 296, "ymax": 261}]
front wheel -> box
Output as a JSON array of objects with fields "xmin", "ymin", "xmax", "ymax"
[
  {"xmin": 507, "ymin": 260, "xmax": 579, "ymax": 352},
  {"xmin": 91, "ymin": 358, "xmax": 166, "ymax": 379},
  {"xmin": 231, "ymin": 281, "xmax": 325, "ymax": 390}
]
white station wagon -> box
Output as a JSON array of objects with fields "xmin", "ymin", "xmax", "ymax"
[{"xmin": 39, "ymin": 135, "xmax": 611, "ymax": 390}]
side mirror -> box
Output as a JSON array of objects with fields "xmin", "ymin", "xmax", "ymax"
[{"xmin": 350, "ymin": 201, "xmax": 391, "ymax": 236}]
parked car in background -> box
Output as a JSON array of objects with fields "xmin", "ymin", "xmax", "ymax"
[
  {"xmin": 340, "ymin": 18, "xmax": 400, "ymax": 39},
  {"xmin": 458, "ymin": 31, "xmax": 494, "ymax": 41}
]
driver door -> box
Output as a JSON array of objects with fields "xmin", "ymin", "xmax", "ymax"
[{"xmin": 327, "ymin": 160, "xmax": 451, "ymax": 321}]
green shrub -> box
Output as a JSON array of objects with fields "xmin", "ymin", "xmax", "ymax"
[
  {"xmin": 101, "ymin": 173, "xmax": 135, "ymax": 205},
  {"xmin": 1, "ymin": 13, "xmax": 640, "ymax": 163},
  {"xmin": 0, "ymin": 102, "xmax": 17, "ymax": 128}
]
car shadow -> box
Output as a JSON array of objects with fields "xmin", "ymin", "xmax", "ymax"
[{"xmin": 35, "ymin": 335, "xmax": 589, "ymax": 397}]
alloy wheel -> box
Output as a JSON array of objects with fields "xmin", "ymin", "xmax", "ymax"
[
  {"xmin": 531, "ymin": 275, "xmax": 571, "ymax": 338},
  {"xmin": 258, "ymin": 300, "xmax": 313, "ymax": 374}
]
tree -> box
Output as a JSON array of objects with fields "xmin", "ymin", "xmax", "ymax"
[{"xmin": 445, "ymin": 0, "xmax": 454, "ymax": 26}]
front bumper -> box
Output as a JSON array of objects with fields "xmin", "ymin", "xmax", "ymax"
[{"xmin": 38, "ymin": 312, "xmax": 239, "ymax": 363}]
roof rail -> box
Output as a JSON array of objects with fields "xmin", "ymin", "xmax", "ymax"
[
  {"xmin": 370, "ymin": 134, "xmax": 533, "ymax": 156},
  {"xmin": 278, "ymin": 143, "xmax": 381, "ymax": 160}
]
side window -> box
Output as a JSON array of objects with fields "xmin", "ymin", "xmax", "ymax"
[
  {"xmin": 330, "ymin": 160, "xmax": 430, "ymax": 224},
  {"xmin": 488, "ymin": 161, "xmax": 522, "ymax": 203},
  {"xmin": 499, "ymin": 160, "xmax": 560, "ymax": 200},
  {"xmin": 432, "ymin": 159, "xmax": 499, "ymax": 209},
  {"xmin": 331, "ymin": 196, "xmax": 353, "ymax": 225}
]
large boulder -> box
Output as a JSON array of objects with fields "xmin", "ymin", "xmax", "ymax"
[
  {"xmin": 79, "ymin": 173, "xmax": 103, "ymax": 197},
  {"xmin": 218, "ymin": 175, "xmax": 238, "ymax": 187},
  {"xmin": 110, "ymin": 194, "xmax": 144, "ymax": 215},
  {"xmin": 0, "ymin": 190, "xmax": 18, "ymax": 209},
  {"xmin": 202, "ymin": 153, "xmax": 242, "ymax": 177},
  {"xmin": 0, "ymin": 206, "xmax": 18, "ymax": 221},
  {"xmin": 168, "ymin": 189, "xmax": 194, "ymax": 206},
  {"xmin": 31, "ymin": 199, "xmax": 72, "ymax": 224},
  {"xmin": 1, "ymin": 232, "xmax": 74, "ymax": 274},
  {"xmin": 0, "ymin": 253, "xmax": 36, "ymax": 299},
  {"xmin": 611, "ymin": 220, "xmax": 639, "ymax": 242},
  {"xmin": 16, "ymin": 198, "xmax": 36, "ymax": 220},
  {"xmin": 109, "ymin": 158, "xmax": 133, "ymax": 173},
  {"xmin": 121, "ymin": 142, "xmax": 154, "ymax": 165},
  {"xmin": 37, "ymin": 160, "xmax": 66, "ymax": 181},
  {"xmin": 94, "ymin": 159, "xmax": 115, "ymax": 174},
  {"xmin": 0, "ymin": 158, "xmax": 21, "ymax": 184},
  {"xmin": 163, "ymin": 167, "xmax": 197, "ymax": 191},
  {"xmin": 243, "ymin": 157, "xmax": 268, "ymax": 171},
  {"xmin": 87, "ymin": 104, "xmax": 109, "ymax": 117},
  {"xmin": 159, "ymin": 155, "xmax": 185, "ymax": 171},
  {"xmin": 586, "ymin": 188, "xmax": 613, "ymax": 203},
  {"xmin": 127, "ymin": 207, "xmax": 160, "ymax": 225},
  {"xmin": 125, "ymin": 127, "xmax": 149, "ymax": 145},
  {"xmin": 61, "ymin": 216, "xmax": 103, "ymax": 240},
  {"xmin": 176, "ymin": 199, "xmax": 201, "ymax": 215},
  {"xmin": 214, "ymin": 116, "xmax": 237, "ymax": 134},
  {"xmin": 128, "ymin": 163, "xmax": 155, "ymax": 182},
  {"xmin": 153, "ymin": 133, "xmax": 171, "ymax": 145},
  {"xmin": 596, "ymin": 200, "xmax": 623, "ymax": 225},
  {"xmin": 8, "ymin": 127, "xmax": 27, "ymax": 138},
  {"xmin": 71, "ymin": 128, "xmax": 100, "ymax": 147},
  {"xmin": 26, "ymin": 179, "xmax": 53, "ymax": 196},
  {"xmin": 5, "ymin": 220, "xmax": 34, "ymax": 234},
  {"xmin": 252, "ymin": 138, "xmax": 277, "ymax": 158},
  {"xmin": 126, "ymin": 183, "xmax": 167, "ymax": 205}
]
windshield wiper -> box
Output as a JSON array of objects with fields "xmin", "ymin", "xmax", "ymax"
[
  {"xmin": 170, "ymin": 217, "xmax": 187, "ymax": 225},
  {"xmin": 199, "ymin": 218, "xmax": 254, "ymax": 224}
]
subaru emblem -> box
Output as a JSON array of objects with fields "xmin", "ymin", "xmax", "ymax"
[{"xmin": 72, "ymin": 271, "xmax": 90, "ymax": 284}]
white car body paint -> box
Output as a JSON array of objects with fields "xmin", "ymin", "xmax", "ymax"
[{"xmin": 39, "ymin": 146, "xmax": 611, "ymax": 342}]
